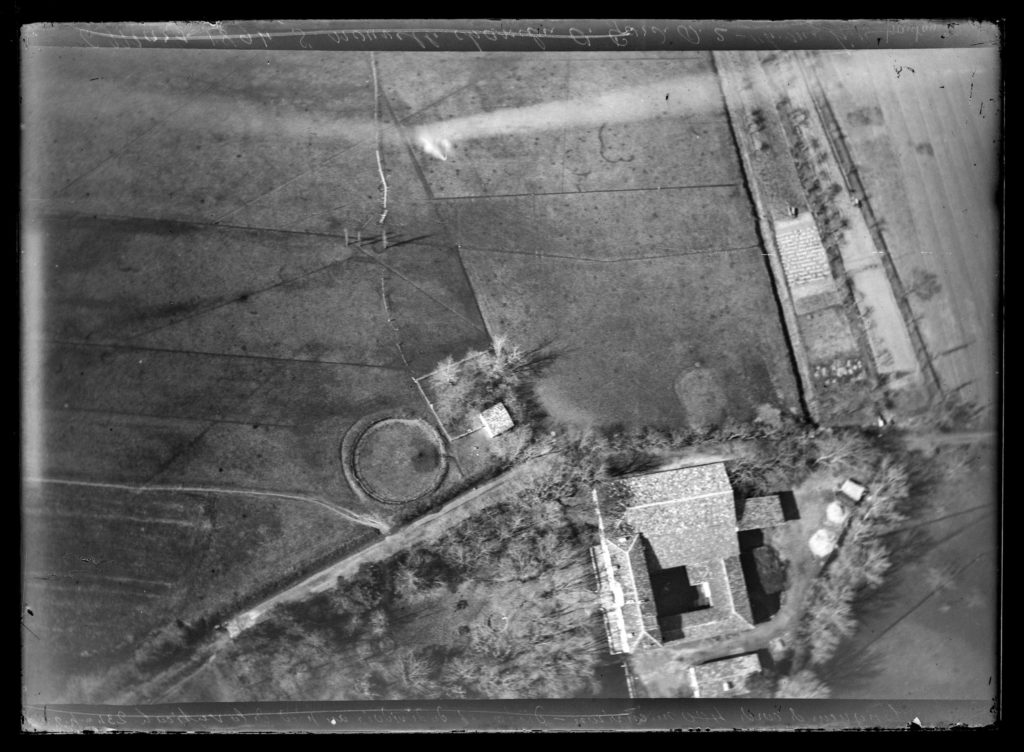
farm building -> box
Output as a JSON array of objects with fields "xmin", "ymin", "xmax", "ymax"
[
  {"xmin": 478, "ymin": 403, "xmax": 514, "ymax": 438},
  {"xmin": 591, "ymin": 462, "xmax": 792, "ymax": 655},
  {"xmin": 687, "ymin": 653, "xmax": 764, "ymax": 698},
  {"xmin": 840, "ymin": 479, "xmax": 867, "ymax": 502}
]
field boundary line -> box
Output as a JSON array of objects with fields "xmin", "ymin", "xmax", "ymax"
[
  {"xmin": 410, "ymin": 375, "xmax": 453, "ymax": 443},
  {"xmin": 428, "ymin": 182, "xmax": 741, "ymax": 201}
]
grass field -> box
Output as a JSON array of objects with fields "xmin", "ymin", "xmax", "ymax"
[
  {"xmin": 406, "ymin": 53, "xmax": 802, "ymax": 429},
  {"xmin": 461, "ymin": 247, "xmax": 800, "ymax": 429}
]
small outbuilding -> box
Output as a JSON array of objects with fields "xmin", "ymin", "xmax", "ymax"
[
  {"xmin": 687, "ymin": 653, "xmax": 763, "ymax": 698},
  {"xmin": 840, "ymin": 479, "xmax": 867, "ymax": 503},
  {"xmin": 478, "ymin": 402, "xmax": 514, "ymax": 438}
]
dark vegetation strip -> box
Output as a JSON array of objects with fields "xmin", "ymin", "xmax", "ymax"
[
  {"xmin": 124, "ymin": 260, "xmax": 346, "ymax": 342},
  {"xmin": 39, "ymin": 208, "xmax": 366, "ymax": 243},
  {"xmin": 49, "ymin": 338, "xmax": 406, "ymax": 370},
  {"xmin": 48, "ymin": 404, "xmax": 297, "ymax": 429}
]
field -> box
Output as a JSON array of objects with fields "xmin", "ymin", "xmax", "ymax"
[
  {"xmin": 400, "ymin": 53, "xmax": 803, "ymax": 429},
  {"xmin": 22, "ymin": 481, "xmax": 378, "ymax": 702},
  {"xmin": 811, "ymin": 49, "xmax": 1001, "ymax": 420},
  {"xmin": 23, "ymin": 47, "xmax": 497, "ymax": 701}
]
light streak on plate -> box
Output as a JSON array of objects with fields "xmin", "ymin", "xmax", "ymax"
[{"xmin": 413, "ymin": 74, "xmax": 716, "ymax": 160}]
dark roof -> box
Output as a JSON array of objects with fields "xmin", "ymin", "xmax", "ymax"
[{"xmin": 736, "ymin": 495, "xmax": 787, "ymax": 532}]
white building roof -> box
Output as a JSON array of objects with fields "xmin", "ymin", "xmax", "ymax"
[
  {"xmin": 479, "ymin": 403, "xmax": 514, "ymax": 438},
  {"xmin": 840, "ymin": 479, "xmax": 867, "ymax": 502}
]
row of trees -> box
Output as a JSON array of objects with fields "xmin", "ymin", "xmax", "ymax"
[{"xmin": 790, "ymin": 458, "xmax": 910, "ymax": 670}]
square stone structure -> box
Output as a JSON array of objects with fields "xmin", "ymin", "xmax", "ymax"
[{"xmin": 478, "ymin": 403, "xmax": 514, "ymax": 438}]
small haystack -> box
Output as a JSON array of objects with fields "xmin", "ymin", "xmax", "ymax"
[
  {"xmin": 825, "ymin": 500, "xmax": 848, "ymax": 526},
  {"xmin": 809, "ymin": 528, "xmax": 838, "ymax": 558}
]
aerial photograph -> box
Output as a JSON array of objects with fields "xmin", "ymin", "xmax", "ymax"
[{"xmin": 21, "ymin": 19, "xmax": 1000, "ymax": 729}]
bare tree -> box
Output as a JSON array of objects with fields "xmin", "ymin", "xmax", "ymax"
[
  {"xmin": 393, "ymin": 563, "xmax": 424, "ymax": 602},
  {"xmin": 431, "ymin": 355, "xmax": 459, "ymax": 387},
  {"xmin": 776, "ymin": 670, "xmax": 831, "ymax": 699}
]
